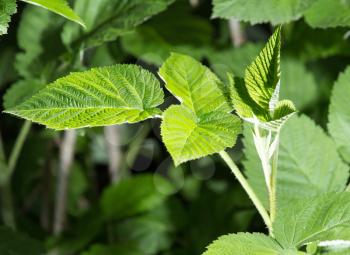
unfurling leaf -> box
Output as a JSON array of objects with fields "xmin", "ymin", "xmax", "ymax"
[
  {"xmin": 229, "ymin": 26, "xmax": 296, "ymax": 130},
  {"xmin": 5, "ymin": 65, "xmax": 164, "ymax": 130},
  {"xmin": 159, "ymin": 53, "xmax": 241, "ymax": 165}
]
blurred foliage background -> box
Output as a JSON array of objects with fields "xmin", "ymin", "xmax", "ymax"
[{"xmin": 0, "ymin": 0, "xmax": 350, "ymax": 254}]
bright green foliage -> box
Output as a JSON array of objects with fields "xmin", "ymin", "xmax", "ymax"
[
  {"xmin": 3, "ymin": 80, "xmax": 45, "ymax": 109},
  {"xmin": 159, "ymin": 53, "xmax": 231, "ymax": 115},
  {"xmin": 159, "ymin": 53, "xmax": 241, "ymax": 165},
  {"xmin": 244, "ymin": 115, "xmax": 349, "ymax": 207},
  {"xmin": 212, "ymin": 0, "xmax": 317, "ymax": 25},
  {"xmin": 0, "ymin": 226, "xmax": 44, "ymax": 255},
  {"xmin": 21, "ymin": 0, "xmax": 85, "ymax": 27},
  {"xmin": 5, "ymin": 65, "xmax": 164, "ymax": 130},
  {"xmin": 229, "ymin": 27, "xmax": 296, "ymax": 129},
  {"xmin": 304, "ymin": 0, "xmax": 350, "ymax": 28},
  {"xmin": 161, "ymin": 105, "xmax": 241, "ymax": 166},
  {"xmin": 0, "ymin": 0, "xmax": 16, "ymax": 35},
  {"xmin": 280, "ymin": 58, "xmax": 317, "ymax": 109},
  {"xmin": 62, "ymin": 0, "xmax": 174, "ymax": 48},
  {"xmin": 202, "ymin": 232, "xmax": 295, "ymax": 255},
  {"xmin": 274, "ymin": 193, "xmax": 350, "ymax": 248},
  {"xmin": 100, "ymin": 174, "xmax": 174, "ymax": 220},
  {"xmin": 328, "ymin": 67, "xmax": 350, "ymax": 163}
]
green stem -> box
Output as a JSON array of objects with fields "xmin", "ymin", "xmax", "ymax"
[
  {"xmin": 269, "ymin": 134, "xmax": 279, "ymax": 229},
  {"xmin": 219, "ymin": 151, "xmax": 272, "ymax": 231},
  {"xmin": 0, "ymin": 120, "xmax": 31, "ymax": 229},
  {"xmin": 7, "ymin": 121, "xmax": 32, "ymax": 178}
]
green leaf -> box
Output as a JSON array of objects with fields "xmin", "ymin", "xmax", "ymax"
[
  {"xmin": 5, "ymin": 65, "xmax": 164, "ymax": 130},
  {"xmin": 121, "ymin": 2, "xmax": 212, "ymax": 66},
  {"xmin": 0, "ymin": 0, "xmax": 16, "ymax": 35},
  {"xmin": 100, "ymin": 174, "xmax": 174, "ymax": 220},
  {"xmin": 305, "ymin": 0, "xmax": 350, "ymax": 28},
  {"xmin": 207, "ymin": 43, "xmax": 263, "ymax": 82},
  {"xmin": 3, "ymin": 80, "xmax": 45, "ymax": 109},
  {"xmin": 161, "ymin": 105, "xmax": 241, "ymax": 166},
  {"xmin": 62, "ymin": 0, "xmax": 174, "ymax": 49},
  {"xmin": 328, "ymin": 67, "xmax": 350, "ymax": 163},
  {"xmin": 159, "ymin": 53, "xmax": 241, "ymax": 165},
  {"xmin": 21, "ymin": 0, "xmax": 85, "ymax": 27},
  {"xmin": 280, "ymin": 58, "xmax": 317, "ymax": 109},
  {"xmin": 230, "ymin": 27, "xmax": 296, "ymax": 128},
  {"xmin": 202, "ymin": 232, "xmax": 295, "ymax": 255},
  {"xmin": 244, "ymin": 115, "xmax": 349, "ymax": 208},
  {"xmin": 159, "ymin": 53, "xmax": 231, "ymax": 115},
  {"xmin": 82, "ymin": 244, "xmax": 142, "ymax": 255},
  {"xmin": 212, "ymin": 0, "xmax": 317, "ymax": 25},
  {"xmin": 15, "ymin": 5, "xmax": 64, "ymax": 78},
  {"xmin": 274, "ymin": 193, "xmax": 350, "ymax": 248},
  {"xmin": 0, "ymin": 226, "xmax": 44, "ymax": 255}
]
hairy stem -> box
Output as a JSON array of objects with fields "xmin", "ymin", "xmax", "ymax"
[
  {"xmin": 219, "ymin": 151, "xmax": 272, "ymax": 231},
  {"xmin": 104, "ymin": 125, "xmax": 122, "ymax": 183},
  {"xmin": 269, "ymin": 134, "xmax": 279, "ymax": 228},
  {"xmin": 53, "ymin": 130, "xmax": 77, "ymax": 235}
]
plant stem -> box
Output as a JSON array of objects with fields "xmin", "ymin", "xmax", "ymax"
[
  {"xmin": 219, "ymin": 151, "xmax": 272, "ymax": 231},
  {"xmin": 104, "ymin": 125, "xmax": 122, "ymax": 183},
  {"xmin": 269, "ymin": 134, "xmax": 279, "ymax": 227},
  {"xmin": 0, "ymin": 121, "xmax": 31, "ymax": 229},
  {"xmin": 228, "ymin": 18, "xmax": 246, "ymax": 47},
  {"xmin": 7, "ymin": 121, "xmax": 32, "ymax": 178},
  {"xmin": 53, "ymin": 130, "xmax": 77, "ymax": 235}
]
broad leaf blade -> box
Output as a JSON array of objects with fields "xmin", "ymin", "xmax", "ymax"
[
  {"xmin": 244, "ymin": 115, "xmax": 349, "ymax": 208},
  {"xmin": 0, "ymin": 0, "xmax": 16, "ymax": 35},
  {"xmin": 202, "ymin": 232, "xmax": 290, "ymax": 255},
  {"xmin": 305, "ymin": 0, "xmax": 350, "ymax": 28},
  {"xmin": 62, "ymin": 0, "xmax": 174, "ymax": 49},
  {"xmin": 5, "ymin": 65, "xmax": 164, "ymax": 130},
  {"xmin": 212, "ymin": 0, "xmax": 317, "ymax": 25},
  {"xmin": 161, "ymin": 105, "xmax": 241, "ymax": 166},
  {"xmin": 21, "ymin": 0, "xmax": 85, "ymax": 27},
  {"xmin": 328, "ymin": 67, "xmax": 350, "ymax": 163},
  {"xmin": 159, "ymin": 53, "xmax": 231, "ymax": 115},
  {"xmin": 274, "ymin": 193, "xmax": 350, "ymax": 248}
]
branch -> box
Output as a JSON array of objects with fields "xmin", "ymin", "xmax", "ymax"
[{"xmin": 53, "ymin": 130, "xmax": 77, "ymax": 235}]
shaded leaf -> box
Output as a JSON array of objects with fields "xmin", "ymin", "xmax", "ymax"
[
  {"xmin": 0, "ymin": 0, "xmax": 16, "ymax": 35},
  {"xmin": 100, "ymin": 174, "xmax": 174, "ymax": 220},
  {"xmin": 5, "ymin": 65, "xmax": 164, "ymax": 130},
  {"xmin": 328, "ymin": 67, "xmax": 350, "ymax": 163}
]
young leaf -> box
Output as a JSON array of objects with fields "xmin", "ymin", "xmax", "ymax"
[
  {"xmin": 4, "ymin": 65, "xmax": 164, "ymax": 130},
  {"xmin": 202, "ymin": 232, "xmax": 296, "ymax": 255},
  {"xmin": 159, "ymin": 53, "xmax": 231, "ymax": 115},
  {"xmin": 100, "ymin": 174, "xmax": 174, "ymax": 220},
  {"xmin": 161, "ymin": 105, "xmax": 241, "ymax": 166},
  {"xmin": 0, "ymin": 0, "xmax": 16, "ymax": 35},
  {"xmin": 328, "ymin": 67, "xmax": 350, "ymax": 163},
  {"xmin": 62, "ymin": 0, "xmax": 174, "ymax": 49},
  {"xmin": 229, "ymin": 27, "xmax": 296, "ymax": 129},
  {"xmin": 21, "ymin": 0, "xmax": 85, "ymax": 27},
  {"xmin": 159, "ymin": 53, "xmax": 241, "ymax": 165},
  {"xmin": 244, "ymin": 115, "xmax": 349, "ymax": 207},
  {"xmin": 212, "ymin": 0, "xmax": 317, "ymax": 25},
  {"xmin": 305, "ymin": 0, "xmax": 350, "ymax": 28},
  {"xmin": 274, "ymin": 193, "xmax": 350, "ymax": 248}
]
